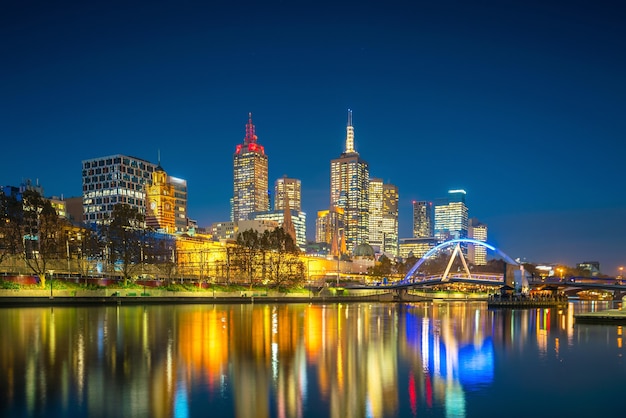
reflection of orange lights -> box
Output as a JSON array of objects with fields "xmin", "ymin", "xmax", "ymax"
[
  {"xmin": 305, "ymin": 306, "xmax": 324, "ymax": 361},
  {"xmin": 178, "ymin": 308, "xmax": 229, "ymax": 391}
]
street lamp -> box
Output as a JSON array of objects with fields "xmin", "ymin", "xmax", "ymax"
[
  {"xmin": 48, "ymin": 270, "xmax": 54, "ymax": 299},
  {"xmin": 619, "ymin": 266, "xmax": 624, "ymax": 280}
]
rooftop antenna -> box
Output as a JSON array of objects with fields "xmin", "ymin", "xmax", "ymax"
[{"xmin": 345, "ymin": 109, "xmax": 355, "ymax": 153}]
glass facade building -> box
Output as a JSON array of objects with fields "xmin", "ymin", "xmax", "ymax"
[
  {"xmin": 434, "ymin": 189, "xmax": 468, "ymax": 242},
  {"xmin": 330, "ymin": 110, "xmax": 369, "ymax": 253},
  {"xmin": 232, "ymin": 113, "xmax": 269, "ymax": 222},
  {"xmin": 369, "ymin": 178, "xmax": 399, "ymax": 256}
]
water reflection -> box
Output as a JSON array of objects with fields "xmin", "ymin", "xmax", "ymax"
[{"xmin": 0, "ymin": 301, "xmax": 623, "ymax": 417}]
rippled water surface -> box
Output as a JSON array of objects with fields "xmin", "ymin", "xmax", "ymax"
[{"xmin": 0, "ymin": 300, "xmax": 624, "ymax": 417}]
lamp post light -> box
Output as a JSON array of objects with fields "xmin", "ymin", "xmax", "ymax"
[
  {"xmin": 619, "ymin": 266, "xmax": 624, "ymax": 281},
  {"xmin": 48, "ymin": 270, "xmax": 54, "ymax": 299}
]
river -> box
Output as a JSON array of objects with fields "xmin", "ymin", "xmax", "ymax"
[{"xmin": 0, "ymin": 300, "xmax": 624, "ymax": 417}]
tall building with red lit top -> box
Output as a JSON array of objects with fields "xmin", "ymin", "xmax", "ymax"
[{"xmin": 232, "ymin": 113, "xmax": 269, "ymax": 222}]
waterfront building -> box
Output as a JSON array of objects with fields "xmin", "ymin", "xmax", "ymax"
[
  {"xmin": 412, "ymin": 200, "xmax": 434, "ymax": 238},
  {"xmin": 48, "ymin": 197, "xmax": 67, "ymax": 219},
  {"xmin": 82, "ymin": 154, "xmax": 157, "ymax": 224},
  {"xmin": 64, "ymin": 196, "xmax": 83, "ymax": 223},
  {"xmin": 232, "ymin": 113, "xmax": 269, "ymax": 222},
  {"xmin": 468, "ymin": 218, "xmax": 488, "ymax": 265},
  {"xmin": 330, "ymin": 110, "xmax": 369, "ymax": 253},
  {"xmin": 210, "ymin": 221, "xmax": 236, "ymax": 241},
  {"xmin": 315, "ymin": 207, "xmax": 345, "ymax": 256},
  {"xmin": 237, "ymin": 219, "xmax": 280, "ymax": 237},
  {"xmin": 249, "ymin": 209, "xmax": 307, "ymax": 250},
  {"xmin": 146, "ymin": 165, "xmax": 176, "ymax": 234},
  {"xmin": 434, "ymin": 189, "xmax": 468, "ymax": 242},
  {"xmin": 399, "ymin": 237, "xmax": 438, "ymax": 260},
  {"xmin": 170, "ymin": 176, "xmax": 188, "ymax": 233},
  {"xmin": 368, "ymin": 179, "xmax": 399, "ymax": 256},
  {"xmin": 576, "ymin": 261, "xmax": 600, "ymax": 276}
]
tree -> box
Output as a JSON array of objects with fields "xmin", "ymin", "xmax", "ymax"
[
  {"xmin": 68, "ymin": 225, "xmax": 104, "ymax": 278},
  {"xmin": 103, "ymin": 204, "xmax": 145, "ymax": 286},
  {"xmin": 145, "ymin": 232, "xmax": 177, "ymax": 283},
  {"xmin": 368, "ymin": 254, "xmax": 393, "ymax": 278},
  {"xmin": 0, "ymin": 192, "xmax": 24, "ymax": 268},
  {"xmin": 234, "ymin": 228, "xmax": 263, "ymax": 286},
  {"xmin": 20, "ymin": 190, "xmax": 65, "ymax": 288},
  {"xmin": 265, "ymin": 227, "xmax": 303, "ymax": 289}
]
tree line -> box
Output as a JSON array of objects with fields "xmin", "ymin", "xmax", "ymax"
[{"xmin": 0, "ymin": 190, "xmax": 304, "ymax": 288}]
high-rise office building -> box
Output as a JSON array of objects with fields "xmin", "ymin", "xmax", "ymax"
[
  {"xmin": 468, "ymin": 218, "xmax": 488, "ymax": 265},
  {"xmin": 330, "ymin": 110, "xmax": 369, "ymax": 253},
  {"xmin": 412, "ymin": 201, "xmax": 434, "ymax": 238},
  {"xmin": 82, "ymin": 154, "xmax": 157, "ymax": 224},
  {"xmin": 315, "ymin": 207, "xmax": 345, "ymax": 256},
  {"xmin": 274, "ymin": 176, "xmax": 301, "ymax": 212},
  {"xmin": 232, "ymin": 113, "xmax": 268, "ymax": 222},
  {"xmin": 434, "ymin": 189, "xmax": 468, "ymax": 242},
  {"xmin": 169, "ymin": 176, "xmax": 188, "ymax": 233},
  {"xmin": 368, "ymin": 178, "xmax": 399, "ymax": 256}
]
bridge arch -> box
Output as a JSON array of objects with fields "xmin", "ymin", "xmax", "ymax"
[{"xmin": 403, "ymin": 238, "xmax": 518, "ymax": 281}]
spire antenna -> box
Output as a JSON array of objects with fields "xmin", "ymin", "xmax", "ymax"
[
  {"xmin": 345, "ymin": 109, "xmax": 355, "ymax": 153},
  {"xmin": 244, "ymin": 112, "xmax": 257, "ymax": 144}
]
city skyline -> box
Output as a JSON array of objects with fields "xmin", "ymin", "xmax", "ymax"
[{"xmin": 1, "ymin": 1, "xmax": 625, "ymax": 273}]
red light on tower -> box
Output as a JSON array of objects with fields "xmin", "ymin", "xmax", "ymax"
[{"xmin": 244, "ymin": 112, "xmax": 257, "ymax": 144}]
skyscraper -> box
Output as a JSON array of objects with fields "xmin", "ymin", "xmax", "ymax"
[
  {"xmin": 274, "ymin": 176, "xmax": 301, "ymax": 212},
  {"xmin": 232, "ymin": 113, "xmax": 268, "ymax": 222},
  {"xmin": 434, "ymin": 189, "xmax": 468, "ymax": 242},
  {"xmin": 412, "ymin": 200, "xmax": 434, "ymax": 238},
  {"xmin": 82, "ymin": 154, "xmax": 157, "ymax": 224},
  {"xmin": 315, "ymin": 207, "xmax": 345, "ymax": 256},
  {"xmin": 468, "ymin": 218, "xmax": 488, "ymax": 265},
  {"xmin": 330, "ymin": 110, "xmax": 369, "ymax": 253},
  {"xmin": 368, "ymin": 178, "xmax": 399, "ymax": 256}
]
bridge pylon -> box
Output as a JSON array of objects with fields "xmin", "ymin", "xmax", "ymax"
[{"xmin": 441, "ymin": 243, "xmax": 472, "ymax": 281}]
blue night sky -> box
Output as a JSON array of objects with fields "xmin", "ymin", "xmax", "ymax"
[{"xmin": 1, "ymin": 1, "xmax": 625, "ymax": 274}]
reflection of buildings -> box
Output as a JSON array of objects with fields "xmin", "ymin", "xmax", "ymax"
[
  {"xmin": 1, "ymin": 301, "xmax": 600, "ymax": 418},
  {"xmin": 399, "ymin": 302, "xmax": 495, "ymax": 417}
]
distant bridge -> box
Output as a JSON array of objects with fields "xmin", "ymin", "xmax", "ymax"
[{"xmin": 351, "ymin": 238, "xmax": 626, "ymax": 297}]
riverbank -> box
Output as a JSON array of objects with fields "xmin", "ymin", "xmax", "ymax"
[
  {"xmin": 574, "ymin": 308, "xmax": 626, "ymax": 324},
  {"xmin": 0, "ymin": 288, "xmax": 433, "ymax": 306}
]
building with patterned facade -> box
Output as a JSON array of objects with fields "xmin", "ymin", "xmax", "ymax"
[
  {"xmin": 368, "ymin": 178, "xmax": 399, "ymax": 256},
  {"xmin": 232, "ymin": 113, "xmax": 269, "ymax": 222},
  {"xmin": 330, "ymin": 110, "xmax": 369, "ymax": 254},
  {"xmin": 82, "ymin": 154, "xmax": 157, "ymax": 224},
  {"xmin": 434, "ymin": 189, "xmax": 468, "ymax": 242}
]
